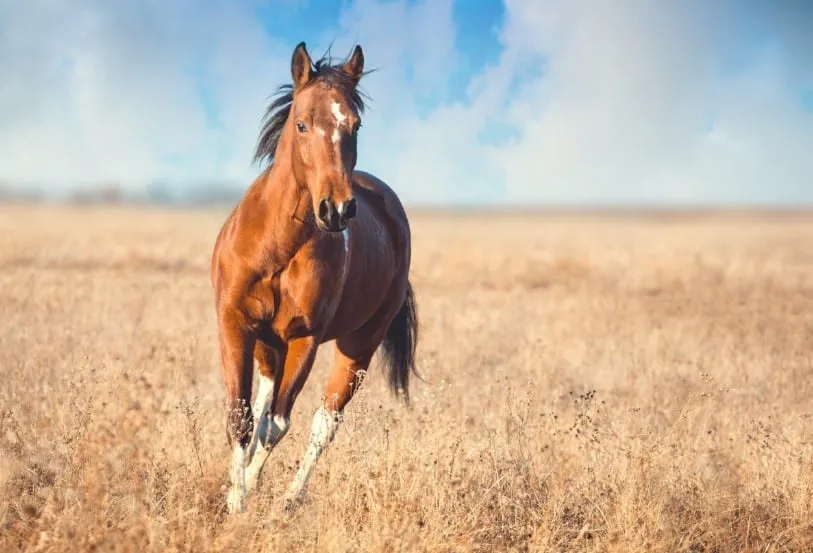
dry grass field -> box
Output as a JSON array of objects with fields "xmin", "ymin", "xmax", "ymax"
[{"xmin": 0, "ymin": 204, "xmax": 811, "ymax": 552}]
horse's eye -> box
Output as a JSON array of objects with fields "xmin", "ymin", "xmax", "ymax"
[
  {"xmin": 352, "ymin": 122, "xmax": 362, "ymax": 135},
  {"xmin": 296, "ymin": 121, "xmax": 307, "ymax": 133}
]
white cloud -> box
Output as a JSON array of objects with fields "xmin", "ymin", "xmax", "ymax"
[
  {"xmin": 390, "ymin": 0, "xmax": 813, "ymax": 205},
  {"xmin": 0, "ymin": 0, "xmax": 811, "ymax": 205},
  {"xmin": 0, "ymin": 0, "xmax": 287, "ymax": 192}
]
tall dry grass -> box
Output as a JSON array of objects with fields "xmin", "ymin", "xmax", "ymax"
[{"xmin": 0, "ymin": 205, "xmax": 811, "ymax": 552}]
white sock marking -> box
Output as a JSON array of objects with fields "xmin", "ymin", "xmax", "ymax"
[
  {"xmin": 272, "ymin": 414, "xmax": 290, "ymax": 437},
  {"xmin": 252, "ymin": 375, "xmax": 274, "ymax": 421},
  {"xmin": 245, "ymin": 414, "xmax": 290, "ymax": 491},
  {"xmin": 247, "ymin": 375, "xmax": 275, "ymax": 463},
  {"xmin": 285, "ymin": 406, "xmax": 341, "ymax": 502},
  {"xmin": 227, "ymin": 445, "xmax": 247, "ymax": 514}
]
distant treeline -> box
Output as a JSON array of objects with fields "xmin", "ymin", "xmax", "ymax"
[{"xmin": 0, "ymin": 180, "xmax": 244, "ymax": 206}]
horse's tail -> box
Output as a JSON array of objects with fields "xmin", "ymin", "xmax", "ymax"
[{"xmin": 380, "ymin": 280, "xmax": 420, "ymax": 404}]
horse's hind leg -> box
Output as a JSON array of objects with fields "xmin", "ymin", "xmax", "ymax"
[
  {"xmin": 283, "ymin": 332, "xmax": 379, "ymax": 506},
  {"xmin": 245, "ymin": 340, "xmax": 285, "ymax": 492}
]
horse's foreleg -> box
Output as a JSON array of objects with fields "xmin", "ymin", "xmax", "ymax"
[
  {"xmin": 245, "ymin": 341, "xmax": 285, "ymax": 492},
  {"xmin": 217, "ymin": 310, "xmax": 256, "ymax": 515},
  {"xmin": 243, "ymin": 335, "xmax": 320, "ymax": 499},
  {"xmin": 245, "ymin": 335, "xmax": 319, "ymax": 500}
]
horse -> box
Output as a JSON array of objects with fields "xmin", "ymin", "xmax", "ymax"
[{"xmin": 210, "ymin": 41, "xmax": 419, "ymax": 514}]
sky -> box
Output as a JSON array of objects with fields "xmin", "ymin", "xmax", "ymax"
[{"xmin": 1, "ymin": 0, "xmax": 812, "ymax": 206}]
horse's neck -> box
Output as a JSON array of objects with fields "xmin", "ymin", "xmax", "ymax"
[{"xmin": 257, "ymin": 160, "xmax": 315, "ymax": 266}]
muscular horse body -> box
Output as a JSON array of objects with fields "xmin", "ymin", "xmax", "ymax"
[{"xmin": 210, "ymin": 42, "xmax": 419, "ymax": 514}]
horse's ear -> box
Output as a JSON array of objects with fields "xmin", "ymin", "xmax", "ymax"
[
  {"xmin": 291, "ymin": 41, "xmax": 313, "ymax": 91},
  {"xmin": 342, "ymin": 45, "xmax": 364, "ymax": 85}
]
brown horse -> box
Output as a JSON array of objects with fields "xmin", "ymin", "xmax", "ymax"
[{"xmin": 210, "ymin": 42, "xmax": 419, "ymax": 514}]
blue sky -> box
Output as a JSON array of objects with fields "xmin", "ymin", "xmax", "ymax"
[{"xmin": 1, "ymin": 0, "xmax": 812, "ymax": 206}]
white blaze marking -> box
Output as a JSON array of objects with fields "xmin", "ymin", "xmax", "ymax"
[
  {"xmin": 331, "ymin": 101, "xmax": 347, "ymax": 126},
  {"xmin": 315, "ymin": 126, "xmax": 326, "ymax": 137},
  {"xmin": 285, "ymin": 406, "xmax": 341, "ymax": 502},
  {"xmin": 331, "ymin": 101, "xmax": 347, "ymax": 145},
  {"xmin": 227, "ymin": 445, "xmax": 247, "ymax": 514}
]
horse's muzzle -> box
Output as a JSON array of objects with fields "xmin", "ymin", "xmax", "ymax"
[{"xmin": 317, "ymin": 197, "xmax": 356, "ymax": 232}]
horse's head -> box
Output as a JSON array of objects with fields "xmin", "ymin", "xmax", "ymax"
[{"xmin": 287, "ymin": 42, "xmax": 365, "ymax": 233}]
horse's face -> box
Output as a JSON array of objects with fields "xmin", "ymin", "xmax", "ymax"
[{"xmin": 289, "ymin": 43, "xmax": 364, "ymax": 233}]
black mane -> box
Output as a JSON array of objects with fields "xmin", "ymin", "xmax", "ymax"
[{"xmin": 252, "ymin": 48, "xmax": 369, "ymax": 167}]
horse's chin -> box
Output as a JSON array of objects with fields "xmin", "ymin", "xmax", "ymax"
[
  {"xmin": 318, "ymin": 224, "xmax": 347, "ymax": 234},
  {"xmin": 313, "ymin": 218, "xmax": 345, "ymax": 234}
]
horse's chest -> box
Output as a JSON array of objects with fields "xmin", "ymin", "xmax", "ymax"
[
  {"xmin": 244, "ymin": 277, "xmax": 305, "ymax": 343},
  {"xmin": 266, "ymin": 254, "xmax": 343, "ymax": 342},
  {"xmin": 266, "ymin": 292, "xmax": 313, "ymax": 342}
]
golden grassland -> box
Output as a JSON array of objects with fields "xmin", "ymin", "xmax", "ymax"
[{"xmin": 0, "ymin": 204, "xmax": 811, "ymax": 552}]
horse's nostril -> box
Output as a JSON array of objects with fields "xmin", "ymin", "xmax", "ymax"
[
  {"xmin": 318, "ymin": 198, "xmax": 331, "ymax": 222},
  {"xmin": 342, "ymin": 198, "xmax": 357, "ymax": 220},
  {"xmin": 317, "ymin": 198, "xmax": 353, "ymax": 231}
]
